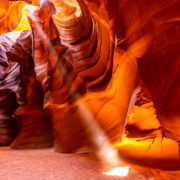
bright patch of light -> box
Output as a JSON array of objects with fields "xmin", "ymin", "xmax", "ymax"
[
  {"xmin": 40, "ymin": 0, "xmax": 45, "ymax": 5},
  {"xmin": 15, "ymin": 4, "xmax": 38, "ymax": 31},
  {"xmin": 52, "ymin": 0, "xmax": 81, "ymax": 18},
  {"xmin": 64, "ymin": 0, "xmax": 81, "ymax": 17},
  {"xmin": 24, "ymin": 4, "xmax": 37, "ymax": 14},
  {"xmin": 103, "ymin": 166, "xmax": 130, "ymax": 177}
]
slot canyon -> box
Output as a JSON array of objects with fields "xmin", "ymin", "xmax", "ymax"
[{"xmin": 0, "ymin": 0, "xmax": 179, "ymax": 179}]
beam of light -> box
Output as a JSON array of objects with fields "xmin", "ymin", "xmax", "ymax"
[
  {"xmin": 77, "ymin": 101, "xmax": 121, "ymax": 168},
  {"xmin": 103, "ymin": 166, "xmax": 130, "ymax": 177}
]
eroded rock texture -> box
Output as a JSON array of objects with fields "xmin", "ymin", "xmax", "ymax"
[{"xmin": 7, "ymin": 30, "xmax": 53, "ymax": 149}]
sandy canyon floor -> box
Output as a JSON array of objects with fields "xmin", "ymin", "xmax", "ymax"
[{"xmin": 0, "ymin": 147, "xmax": 179, "ymax": 180}]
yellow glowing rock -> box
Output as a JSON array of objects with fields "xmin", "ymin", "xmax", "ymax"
[
  {"xmin": 114, "ymin": 132, "xmax": 180, "ymax": 168},
  {"xmin": 15, "ymin": 5, "xmax": 38, "ymax": 31},
  {"xmin": 127, "ymin": 103, "xmax": 161, "ymax": 130}
]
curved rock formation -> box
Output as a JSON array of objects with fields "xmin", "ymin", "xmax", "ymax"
[
  {"xmin": 27, "ymin": 0, "xmax": 137, "ymax": 155},
  {"xmin": 28, "ymin": 0, "xmax": 90, "ymax": 152}
]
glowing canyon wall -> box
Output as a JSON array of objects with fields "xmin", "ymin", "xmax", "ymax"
[{"xmin": 0, "ymin": 0, "xmax": 179, "ymax": 169}]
